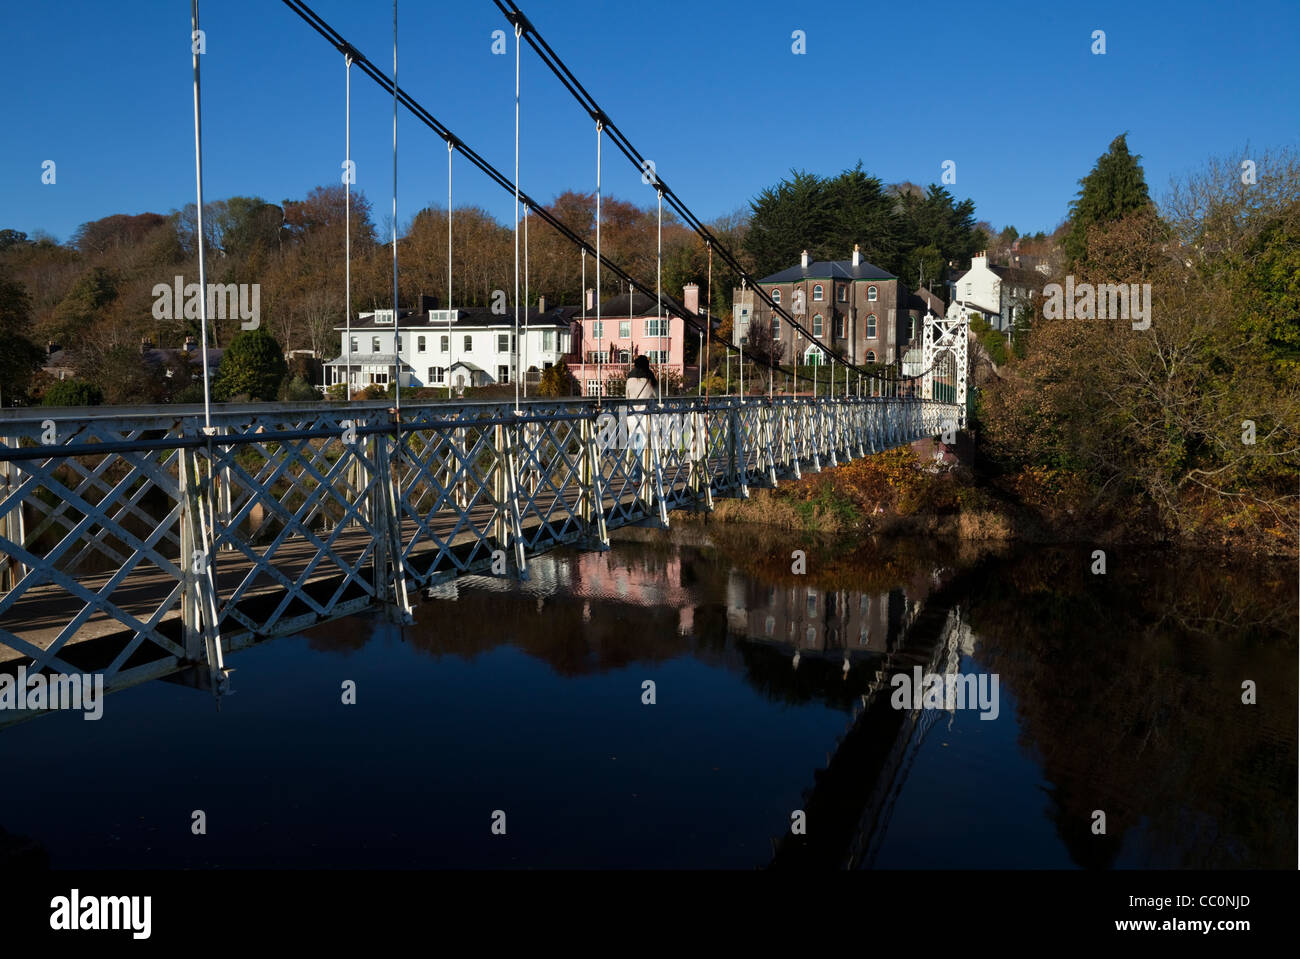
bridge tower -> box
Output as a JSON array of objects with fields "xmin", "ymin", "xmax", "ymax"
[{"xmin": 920, "ymin": 307, "xmax": 969, "ymax": 427}]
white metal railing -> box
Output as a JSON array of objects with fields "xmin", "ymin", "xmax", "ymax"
[{"xmin": 0, "ymin": 395, "xmax": 960, "ymax": 709}]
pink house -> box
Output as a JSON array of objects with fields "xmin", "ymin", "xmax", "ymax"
[{"xmin": 567, "ymin": 284, "xmax": 698, "ymax": 396}]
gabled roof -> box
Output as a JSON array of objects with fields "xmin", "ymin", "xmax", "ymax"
[
  {"xmin": 987, "ymin": 264, "xmax": 1042, "ymax": 289},
  {"xmin": 911, "ymin": 287, "xmax": 946, "ymax": 315},
  {"xmin": 760, "ymin": 258, "xmax": 896, "ymax": 283}
]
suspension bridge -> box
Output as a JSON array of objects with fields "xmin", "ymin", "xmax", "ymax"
[{"xmin": 0, "ymin": 0, "xmax": 968, "ymax": 722}]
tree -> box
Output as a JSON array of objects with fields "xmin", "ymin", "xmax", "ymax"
[
  {"xmin": 538, "ymin": 360, "xmax": 577, "ymax": 396},
  {"xmin": 81, "ymin": 345, "xmax": 170, "ymax": 406},
  {"xmin": 1063, "ymin": 134, "xmax": 1153, "ymax": 268},
  {"xmin": 0, "ymin": 269, "xmax": 43, "ymax": 405},
  {"xmin": 213, "ymin": 328, "xmax": 288, "ymax": 401},
  {"xmin": 41, "ymin": 378, "xmax": 103, "ymax": 407}
]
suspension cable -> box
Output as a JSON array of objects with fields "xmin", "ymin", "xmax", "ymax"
[
  {"xmin": 190, "ymin": 0, "xmax": 212, "ymax": 430},
  {"xmin": 344, "ymin": 51, "xmax": 352, "ymax": 402}
]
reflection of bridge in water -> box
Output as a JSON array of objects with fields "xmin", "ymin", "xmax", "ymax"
[
  {"xmin": 0, "ymin": 394, "xmax": 956, "ymax": 727},
  {"xmin": 758, "ymin": 572, "xmax": 976, "ymax": 870},
  {"xmin": 408, "ymin": 539, "xmax": 978, "ymax": 869}
]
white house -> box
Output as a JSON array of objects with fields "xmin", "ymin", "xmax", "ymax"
[
  {"xmin": 323, "ymin": 296, "xmax": 576, "ymax": 391},
  {"xmin": 947, "ymin": 251, "xmax": 1044, "ymax": 334}
]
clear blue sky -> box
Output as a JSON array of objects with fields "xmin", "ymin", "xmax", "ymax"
[{"xmin": 4, "ymin": 0, "xmax": 1298, "ymax": 245}]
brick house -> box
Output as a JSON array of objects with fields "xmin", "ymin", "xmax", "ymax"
[{"xmin": 732, "ymin": 247, "xmax": 931, "ymax": 368}]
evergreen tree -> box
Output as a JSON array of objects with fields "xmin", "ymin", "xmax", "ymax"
[
  {"xmin": 213, "ymin": 328, "xmax": 288, "ymax": 401},
  {"xmin": 0, "ymin": 269, "xmax": 43, "ymax": 405},
  {"xmin": 1063, "ymin": 134, "xmax": 1152, "ymax": 267}
]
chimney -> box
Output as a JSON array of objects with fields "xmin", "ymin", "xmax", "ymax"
[
  {"xmin": 538, "ymin": 295, "xmax": 546, "ymax": 314},
  {"xmin": 419, "ymin": 293, "xmax": 439, "ymax": 315},
  {"xmin": 852, "ymin": 244, "xmax": 861, "ymax": 268},
  {"xmin": 585, "ymin": 288, "xmax": 595, "ymax": 310},
  {"xmin": 683, "ymin": 282, "xmax": 699, "ymax": 314},
  {"xmin": 972, "ymin": 251, "xmax": 987, "ymax": 269},
  {"xmin": 800, "ymin": 249, "xmax": 809, "ymax": 269},
  {"xmin": 140, "ymin": 335, "xmax": 154, "ymax": 354}
]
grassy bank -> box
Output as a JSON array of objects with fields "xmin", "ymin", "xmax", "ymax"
[{"xmin": 693, "ymin": 444, "xmax": 1292, "ymax": 555}]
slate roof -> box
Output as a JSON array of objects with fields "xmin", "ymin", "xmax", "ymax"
[
  {"xmin": 987, "ymin": 264, "xmax": 1043, "ymax": 290},
  {"xmin": 759, "ymin": 258, "xmax": 896, "ymax": 283},
  {"xmin": 910, "ymin": 288, "xmax": 947, "ymax": 315}
]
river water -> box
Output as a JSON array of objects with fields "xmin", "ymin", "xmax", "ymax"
[{"xmin": 1, "ymin": 523, "xmax": 1294, "ymax": 869}]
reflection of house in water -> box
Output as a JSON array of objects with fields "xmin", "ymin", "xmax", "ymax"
[{"xmin": 725, "ymin": 570, "xmax": 924, "ymax": 654}]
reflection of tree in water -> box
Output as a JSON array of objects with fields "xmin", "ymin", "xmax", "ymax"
[
  {"xmin": 304, "ymin": 614, "xmax": 373, "ymax": 656},
  {"xmin": 965, "ymin": 548, "xmax": 1297, "ymax": 868},
  {"xmin": 737, "ymin": 641, "xmax": 885, "ymax": 711}
]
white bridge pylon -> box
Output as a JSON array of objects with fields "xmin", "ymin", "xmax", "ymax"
[{"xmin": 921, "ymin": 307, "xmax": 969, "ymax": 428}]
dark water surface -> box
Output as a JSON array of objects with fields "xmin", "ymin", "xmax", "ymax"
[{"xmin": 1, "ymin": 525, "xmax": 1294, "ymax": 869}]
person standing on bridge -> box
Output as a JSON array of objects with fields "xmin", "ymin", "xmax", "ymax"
[{"xmin": 625, "ymin": 355, "xmax": 657, "ymax": 486}]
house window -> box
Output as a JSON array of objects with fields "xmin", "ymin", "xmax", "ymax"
[
  {"xmin": 812, "ymin": 314, "xmax": 823, "ymax": 337},
  {"xmin": 371, "ymin": 371, "xmax": 389, "ymax": 385},
  {"xmin": 498, "ymin": 333, "xmax": 510, "ymax": 353},
  {"xmin": 867, "ymin": 285, "xmax": 877, "ymax": 301},
  {"xmin": 813, "ymin": 284, "xmax": 824, "ymax": 301},
  {"xmin": 463, "ymin": 335, "xmax": 473, "ymax": 352},
  {"xmin": 349, "ymin": 337, "xmax": 358, "ymax": 354},
  {"xmin": 592, "ymin": 320, "xmax": 603, "ymax": 339},
  {"xmin": 428, "ymin": 366, "xmax": 446, "ymax": 385},
  {"xmin": 837, "ymin": 285, "xmax": 847, "ymax": 302},
  {"xmin": 440, "ymin": 335, "xmax": 449, "ymax": 352},
  {"xmin": 585, "ymin": 380, "xmax": 602, "ymax": 397},
  {"xmin": 417, "ymin": 335, "xmax": 426, "ymax": 352},
  {"xmin": 834, "ymin": 316, "xmax": 845, "ymax": 338},
  {"xmin": 771, "ymin": 289, "xmax": 781, "ymax": 305},
  {"xmin": 966, "ymin": 282, "xmax": 972, "ymax": 297},
  {"xmin": 396, "ymin": 335, "xmax": 403, "ymax": 352},
  {"xmin": 619, "ymin": 320, "xmax": 630, "ymax": 339},
  {"xmin": 542, "ymin": 330, "xmax": 555, "ymax": 352},
  {"xmin": 646, "ymin": 350, "xmax": 668, "ymax": 364},
  {"xmin": 644, "ymin": 318, "xmax": 667, "ymax": 337},
  {"xmin": 804, "ymin": 348, "xmax": 821, "ymax": 365},
  {"xmin": 371, "ymin": 336, "xmax": 380, "ymax": 353},
  {"xmin": 866, "ymin": 314, "xmax": 877, "ymax": 338},
  {"xmin": 497, "ymin": 365, "xmax": 510, "ymax": 383},
  {"xmin": 909, "ymin": 316, "xmax": 917, "ymax": 340},
  {"xmin": 865, "ymin": 350, "xmax": 876, "ymax": 363},
  {"xmin": 771, "ymin": 317, "xmax": 781, "ymax": 339}
]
